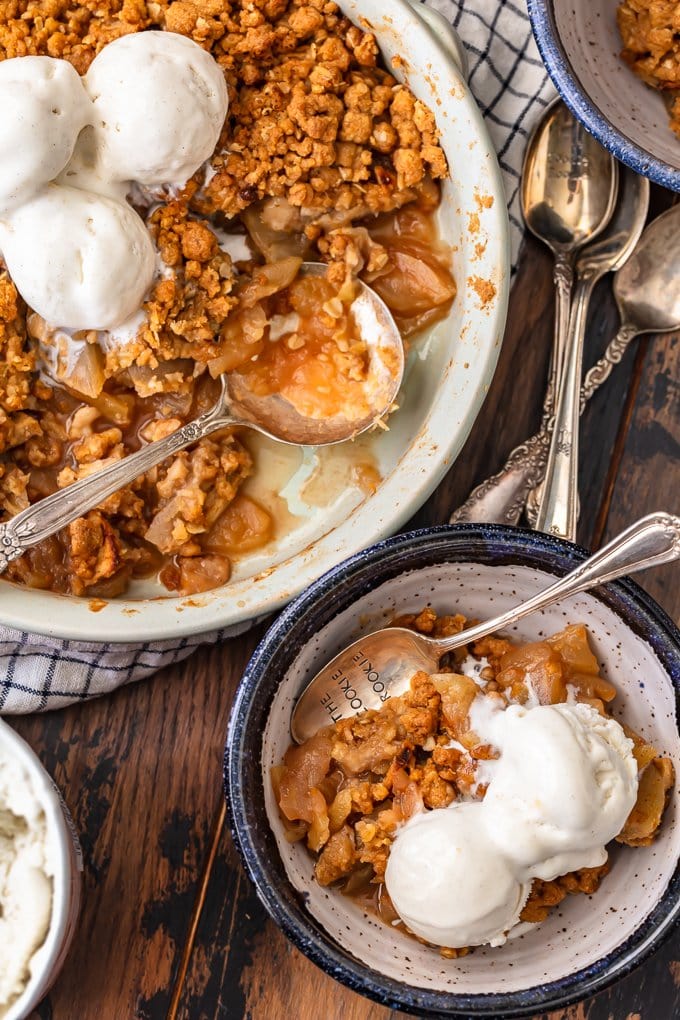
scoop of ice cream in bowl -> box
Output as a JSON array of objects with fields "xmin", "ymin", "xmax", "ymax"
[
  {"xmin": 0, "ymin": 720, "xmax": 82, "ymax": 1020},
  {"xmin": 225, "ymin": 524, "xmax": 680, "ymax": 1017}
]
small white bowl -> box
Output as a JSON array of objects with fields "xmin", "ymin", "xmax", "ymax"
[
  {"xmin": 0, "ymin": 721, "xmax": 83, "ymax": 1020},
  {"xmin": 0, "ymin": 0, "xmax": 509, "ymax": 642}
]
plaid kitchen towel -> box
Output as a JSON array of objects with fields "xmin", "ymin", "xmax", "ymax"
[
  {"xmin": 427, "ymin": 0, "xmax": 556, "ymax": 268},
  {"xmin": 0, "ymin": 0, "xmax": 555, "ymax": 714}
]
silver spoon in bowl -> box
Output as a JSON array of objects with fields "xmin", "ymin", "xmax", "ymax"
[
  {"xmin": 0, "ymin": 263, "xmax": 403, "ymax": 572},
  {"xmin": 290, "ymin": 511, "xmax": 680, "ymax": 743}
]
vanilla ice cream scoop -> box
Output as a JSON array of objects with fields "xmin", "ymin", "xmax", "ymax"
[
  {"xmin": 0, "ymin": 56, "xmax": 91, "ymax": 212},
  {"xmin": 383, "ymin": 697, "xmax": 639, "ymax": 949},
  {"xmin": 0, "ymin": 185, "xmax": 155, "ymax": 330},
  {"xmin": 85, "ymin": 31, "xmax": 228, "ymax": 187},
  {"xmin": 385, "ymin": 802, "xmax": 531, "ymax": 948},
  {"xmin": 480, "ymin": 702, "xmax": 639, "ymax": 880}
]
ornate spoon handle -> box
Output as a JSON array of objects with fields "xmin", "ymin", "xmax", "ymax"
[
  {"xmin": 0, "ymin": 408, "xmax": 232, "ymax": 573},
  {"xmin": 525, "ymin": 320, "xmax": 639, "ymax": 525},
  {"xmin": 534, "ymin": 269, "xmax": 598, "ymax": 539},
  {"xmin": 580, "ymin": 320, "xmax": 639, "ymax": 395},
  {"xmin": 433, "ymin": 512, "xmax": 680, "ymax": 654},
  {"xmin": 450, "ymin": 321, "xmax": 639, "ymax": 527},
  {"xmin": 547, "ymin": 253, "xmax": 574, "ymax": 411}
]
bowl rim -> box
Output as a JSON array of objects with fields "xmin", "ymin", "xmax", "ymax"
[
  {"xmin": 0, "ymin": 0, "xmax": 510, "ymax": 643},
  {"xmin": 225, "ymin": 523, "xmax": 680, "ymax": 1018},
  {"xmin": 527, "ymin": 0, "xmax": 680, "ymax": 192}
]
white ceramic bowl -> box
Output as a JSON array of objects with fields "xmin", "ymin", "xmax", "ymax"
[
  {"xmin": 0, "ymin": 0, "xmax": 509, "ymax": 641},
  {"xmin": 227, "ymin": 526, "xmax": 680, "ymax": 1017},
  {"xmin": 0, "ymin": 720, "xmax": 83, "ymax": 1020},
  {"xmin": 529, "ymin": 0, "xmax": 680, "ymax": 190}
]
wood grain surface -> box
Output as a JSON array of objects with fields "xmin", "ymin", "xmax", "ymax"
[{"xmin": 9, "ymin": 191, "xmax": 680, "ymax": 1020}]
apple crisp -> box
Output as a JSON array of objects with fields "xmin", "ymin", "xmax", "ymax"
[
  {"xmin": 273, "ymin": 612, "xmax": 674, "ymax": 955},
  {"xmin": 0, "ymin": 1, "xmax": 456, "ymax": 596},
  {"xmin": 618, "ymin": 0, "xmax": 680, "ymax": 136}
]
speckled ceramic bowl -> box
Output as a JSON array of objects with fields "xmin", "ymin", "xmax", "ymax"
[
  {"xmin": 529, "ymin": 0, "xmax": 680, "ymax": 190},
  {"xmin": 226, "ymin": 526, "xmax": 680, "ymax": 1018}
]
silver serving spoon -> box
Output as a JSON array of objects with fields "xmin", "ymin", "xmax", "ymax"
[
  {"xmin": 535, "ymin": 184, "xmax": 644, "ymax": 538},
  {"xmin": 291, "ymin": 511, "xmax": 680, "ymax": 743},
  {"xmin": 0, "ymin": 264, "xmax": 403, "ymax": 573},
  {"xmin": 528, "ymin": 167, "xmax": 650, "ymax": 526},
  {"xmin": 450, "ymin": 166, "xmax": 650, "ymax": 528},
  {"xmin": 521, "ymin": 98, "xmax": 618, "ymax": 417}
]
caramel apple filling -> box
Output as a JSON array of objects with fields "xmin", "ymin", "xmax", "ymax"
[{"xmin": 0, "ymin": 1, "xmax": 456, "ymax": 597}]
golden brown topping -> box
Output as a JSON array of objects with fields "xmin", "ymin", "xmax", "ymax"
[
  {"xmin": 617, "ymin": 0, "xmax": 680, "ymax": 137},
  {"xmin": 0, "ymin": 274, "xmax": 34, "ymax": 414},
  {"xmin": 520, "ymin": 864, "xmax": 610, "ymax": 924},
  {"xmin": 0, "ymin": 1, "xmax": 452, "ymax": 599},
  {"xmin": 67, "ymin": 511, "xmax": 122, "ymax": 594}
]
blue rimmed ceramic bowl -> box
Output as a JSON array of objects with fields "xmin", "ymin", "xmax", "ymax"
[
  {"xmin": 528, "ymin": 0, "xmax": 680, "ymax": 191},
  {"xmin": 225, "ymin": 525, "xmax": 680, "ymax": 1018}
]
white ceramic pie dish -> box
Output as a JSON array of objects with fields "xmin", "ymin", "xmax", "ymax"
[{"xmin": 0, "ymin": 0, "xmax": 509, "ymax": 642}]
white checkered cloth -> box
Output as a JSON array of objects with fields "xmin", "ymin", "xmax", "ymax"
[
  {"xmin": 427, "ymin": 0, "xmax": 555, "ymax": 267},
  {"xmin": 0, "ymin": 0, "xmax": 556, "ymax": 715}
]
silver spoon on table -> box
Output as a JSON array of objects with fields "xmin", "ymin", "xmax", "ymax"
[
  {"xmin": 520, "ymin": 99, "xmax": 618, "ymax": 424},
  {"xmin": 291, "ymin": 511, "xmax": 680, "ymax": 743},
  {"xmin": 525, "ymin": 198, "xmax": 680, "ymax": 526},
  {"xmin": 451, "ymin": 166, "xmax": 649, "ymax": 528},
  {"xmin": 0, "ymin": 263, "xmax": 403, "ymax": 573}
]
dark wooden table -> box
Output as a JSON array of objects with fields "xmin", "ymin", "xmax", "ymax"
[{"xmin": 9, "ymin": 187, "xmax": 680, "ymax": 1020}]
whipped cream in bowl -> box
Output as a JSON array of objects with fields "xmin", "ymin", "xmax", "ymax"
[{"xmin": 0, "ymin": 721, "xmax": 82, "ymax": 1020}]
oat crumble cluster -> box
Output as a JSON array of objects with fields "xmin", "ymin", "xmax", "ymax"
[
  {"xmin": 618, "ymin": 0, "xmax": 680, "ymax": 136},
  {"xmin": 0, "ymin": 1, "xmax": 455, "ymax": 596},
  {"xmin": 274, "ymin": 614, "xmax": 674, "ymax": 955}
]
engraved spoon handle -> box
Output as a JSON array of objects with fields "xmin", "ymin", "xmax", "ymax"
[
  {"xmin": 545, "ymin": 252, "xmax": 574, "ymax": 418},
  {"xmin": 433, "ymin": 512, "xmax": 680, "ymax": 654},
  {"xmin": 525, "ymin": 320, "xmax": 639, "ymax": 525},
  {"xmin": 449, "ymin": 430, "xmax": 551, "ymax": 527},
  {"xmin": 0, "ymin": 406, "xmax": 233, "ymax": 572},
  {"xmin": 534, "ymin": 269, "xmax": 597, "ymax": 539},
  {"xmin": 581, "ymin": 320, "xmax": 639, "ymax": 397},
  {"xmin": 450, "ymin": 318, "xmax": 638, "ymax": 528},
  {"xmin": 450, "ymin": 253, "xmax": 574, "ymax": 528}
]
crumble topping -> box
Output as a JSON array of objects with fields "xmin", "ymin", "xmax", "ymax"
[
  {"xmin": 0, "ymin": 1, "xmax": 454, "ymax": 596},
  {"xmin": 618, "ymin": 0, "xmax": 680, "ymax": 136}
]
